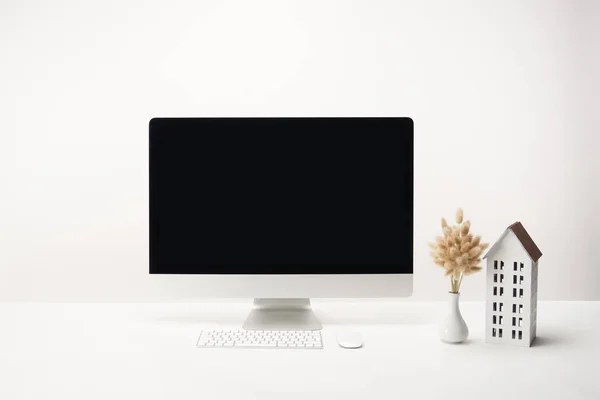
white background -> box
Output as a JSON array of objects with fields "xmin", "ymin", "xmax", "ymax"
[{"xmin": 1, "ymin": 0, "xmax": 598, "ymax": 301}]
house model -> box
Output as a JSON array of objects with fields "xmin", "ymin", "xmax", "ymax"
[{"xmin": 483, "ymin": 222, "xmax": 542, "ymax": 347}]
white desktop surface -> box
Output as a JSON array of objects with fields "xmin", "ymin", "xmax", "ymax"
[{"xmin": 1, "ymin": 301, "xmax": 598, "ymax": 400}]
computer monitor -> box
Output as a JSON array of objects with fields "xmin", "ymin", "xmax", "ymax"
[{"xmin": 149, "ymin": 117, "xmax": 413, "ymax": 330}]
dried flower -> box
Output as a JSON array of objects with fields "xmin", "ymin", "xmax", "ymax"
[
  {"xmin": 460, "ymin": 234, "xmax": 472, "ymax": 245},
  {"xmin": 456, "ymin": 208, "xmax": 464, "ymax": 224},
  {"xmin": 451, "ymin": 228, "xmax": 460, "ymax": 239},
  {"xmin": 428, "ymin": 208, "xmax": 488, "ymax": 293},
  {"xmin": 461, "ymin": 221, "xmax": 470, "ymax": 236}
]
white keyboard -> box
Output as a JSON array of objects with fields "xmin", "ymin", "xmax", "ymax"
[{"xmin": 196, "ymin": 329, "xmax": 323, "ymax": 349}]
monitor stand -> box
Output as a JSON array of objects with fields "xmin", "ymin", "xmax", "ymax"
[{"xmin": 242, "ymin": 298, "xmax": 322, "ymax": 331}]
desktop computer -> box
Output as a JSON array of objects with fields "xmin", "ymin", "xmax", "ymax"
[{"xmin": 149, "ymin": 117, "xmax": 413, "ymax": 337}]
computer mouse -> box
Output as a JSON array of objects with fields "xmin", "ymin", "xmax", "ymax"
[{"xmin": 336, "ymin": 332, "xmax": 363, "ymax": 349}]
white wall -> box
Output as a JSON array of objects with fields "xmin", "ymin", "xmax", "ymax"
[{"xmin": 1, "ymin": 0, "xmax": 598, "ymax": 301}]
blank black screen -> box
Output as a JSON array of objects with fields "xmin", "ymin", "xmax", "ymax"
[{"xmin": 149, "ymin": 118, "xmax": 413, "ymax": 274}]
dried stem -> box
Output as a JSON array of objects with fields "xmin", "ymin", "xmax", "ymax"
[{"xmin": 450, "ymin": 272, "xmax": 463, "ymax": 293}]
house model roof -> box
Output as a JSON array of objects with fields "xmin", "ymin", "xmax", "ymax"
[{"xmin": 483, "ymin": 222, "xmax": 543, "ymax": 262}]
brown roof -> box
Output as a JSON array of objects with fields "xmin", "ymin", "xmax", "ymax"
[
  {"xmin": 507, "ymin": 222, "xmax": 542, "ymax": 262},
  {"xmin": 483, "ymin": 221, "xmax": 543, "ymax": 262}
]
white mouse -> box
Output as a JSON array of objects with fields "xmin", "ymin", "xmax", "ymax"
[{"xmin": 336, "ymin": 332, "xmax": 363, "ymax": 349}]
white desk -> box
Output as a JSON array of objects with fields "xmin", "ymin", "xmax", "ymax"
[{"xmin": 1, "ymin": 301, "xmax": 598, "ymax": 400}]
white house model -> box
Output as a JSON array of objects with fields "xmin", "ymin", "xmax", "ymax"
[{"xmin": 483, "ymin": 222, "xmax": 542, "ymax": 347}]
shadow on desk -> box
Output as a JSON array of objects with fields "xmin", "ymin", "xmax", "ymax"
[
  {"xmin": 317, "ymin": 309, "xmax": 434, "ymax": 326},
  {"xmin": 148, "ymin": 307, "xmax": 437, "ymax": 326},
  {"xmin": 532, "ymin": 336, "xmax": 568, "ymax": 347}
]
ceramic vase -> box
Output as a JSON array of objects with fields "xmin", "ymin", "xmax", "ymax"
[{"xmin": 438, "ymin": 292, "xmax": 469, "ymax": 343}]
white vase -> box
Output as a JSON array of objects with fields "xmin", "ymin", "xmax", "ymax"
[{"xmin": 438, "ymin": 292, "xmax": 469, "ymax": 344}]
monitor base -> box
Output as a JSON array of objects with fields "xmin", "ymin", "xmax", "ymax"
[{"xmin": 242, "ymin": 298, "xmax": 322, "ymax": 331}]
